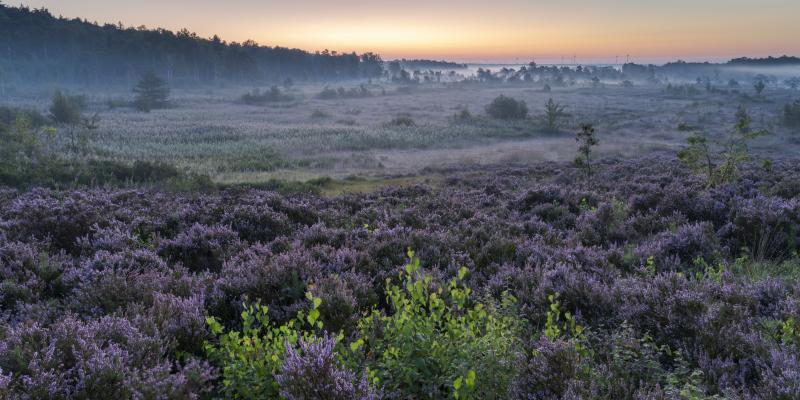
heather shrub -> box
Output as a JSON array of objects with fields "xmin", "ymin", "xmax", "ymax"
[
  {"xmin": 213, "ymin": 246, "xmax": 321, "ymax": 323},
  {"xmin": 485, "ymin": 95, "xmax": 528, "ymax": 120},
  {"xmin": 728, "ymin": 195, "xmax": 799, "ymax": 261},
  {"xmin": 5, "ymin": 189, "xmax": 112, "ymax": 254},
  {"xmin": 310, "ymin": 273, "xmax": 362, "ymax": 335},
  {"xmin": 576, "ymin": 198, "xmax": 631, "ymax": 246},
  {"xmin": 635, "ymin": 222, "xmax": 719, "ymax": 272},
  {"xmin": 276, "ymin": 336, "xmax": 379, "ymax": 400},
  {"xmin": 76, "ymin": 222, "xmax": 141, "ymax": 255},
  {"xmin": 138, "ymin": 292, "xmax": 208, "ymax": 355},
  {"xmin": 510, "ymin": 337, "xmax": 585, "ymax": 399},
  {"xmin": 64, "ymin": 249, "xmax": 206, "ymax": 316},
  {"xmin": 157, "ymin": 223, "xmax": 243, "ymax": 272},
  {"xmin": 0, "ymin": 241, "xmax": 70, "ymax": 310},
  {"xmin": 0, "ymin": 316, "xmax": 214, "ymax": 398},
  {"xmin": 222, "ymin": 203, "xmax": 292, "ymax": 243},
  {"xmin": 749, "ymin": 347, "xmax": 800, "ymax": 399},
  {"xmin": 351, "ymin": 251, "xmax": 522, "ymax": 399},
  {"xmin": 0, "ymin": 156, "xmax": 798, "ymax": 397}
]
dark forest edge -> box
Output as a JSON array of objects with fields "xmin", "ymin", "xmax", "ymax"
[{"xmin": 1, "ymin": 3, "xmax": 798, "ymax": 91}]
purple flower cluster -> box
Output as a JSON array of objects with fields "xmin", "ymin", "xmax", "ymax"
[
  {"xmin": 277, "ymin": 336, "xmax": 379, "ymax": 400},
  {"xmin": 0, "ymin": 155, "xmax": 798, "ymax": 396}
]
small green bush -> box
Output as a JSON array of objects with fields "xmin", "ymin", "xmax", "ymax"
[
  {"xmin": 351, "ymin": 250, "xmax": 521, "ymax": 399},
  {"xmin": 486, "ymin": 95, "xmax": 528, "ymax": 120},
  {"xmin": 204, "ymin": 293, "xmax": 327, "ymax": 399}
]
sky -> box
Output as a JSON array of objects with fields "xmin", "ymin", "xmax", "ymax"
[{"xmin": 16, "ymin": 0, "xmax": 800, "ymax": 64}]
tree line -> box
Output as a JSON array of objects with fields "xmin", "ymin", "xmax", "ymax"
[{"xmin": 0, "ymin": 3, "xmax": 384, "ymax": 88}]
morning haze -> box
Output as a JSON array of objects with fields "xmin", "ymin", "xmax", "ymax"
[{"xmin": 2, "ymin": 1, "xmax": 800, "ymax": 399}]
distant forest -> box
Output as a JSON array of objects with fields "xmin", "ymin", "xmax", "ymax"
[
  {"xmin": 395, "ymin": 59, "xmax": 468, "ymax": 70},
  {"xmin": 0, "ymin": 3, "xmax": 385, "ymax": 87},
  {"xmin": 728, "ymin": 56, "xmax": 800, "ymax": 66}
]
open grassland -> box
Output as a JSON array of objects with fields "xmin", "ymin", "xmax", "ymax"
[{"xmin": 10, "ymin": 81, "xmax": 798, "ymax": 185}]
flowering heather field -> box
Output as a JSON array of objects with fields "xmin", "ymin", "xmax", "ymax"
[{"xmin": 1, "ymin": 155, "xmax": 799, "ymax": 398}]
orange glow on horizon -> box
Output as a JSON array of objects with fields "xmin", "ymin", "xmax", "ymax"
[{"xmin": 15, "ymin": 0, "xmax": 800, "ymax": 63}]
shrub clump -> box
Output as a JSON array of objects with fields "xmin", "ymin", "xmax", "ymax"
[
  {"xmin": 239, "ymin": 86, "xmax": 294, "ymax": 105},
  {"xmin": 784, "ymin": 100, "xmax": 800, "ymax": 128},
  {"xmin": 486, "ymin": 95, "xmax": 528, "ymax": 120},
  {"xmin": 385, "ymin": 114, "xmax": 415, "ymax": 127},
  {"xmin": 351, "ymin": 251, "xmax": 522, "ymax": 399}
]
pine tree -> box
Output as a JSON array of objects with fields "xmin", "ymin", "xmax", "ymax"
[
  {"xmin": 575, "ymin": 123, "xmax": 598, "ymax": 181},
  {"xmin": 544, "ymin": 98, "xmax": 567, "ymax": 132},
  {"xmin": 133, "ymin": 71, "xmax": 170, "ymax": 112}
]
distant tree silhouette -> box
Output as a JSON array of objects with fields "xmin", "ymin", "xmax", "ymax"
[
  {"xmin": 0, "ymin": 4, "xmax": 385, "ymax": 87},
  {"xmin": 133, "ymin": 72, "xmax": 170, "ymax": 112},
  {"xmin": 754, "ymin": 80, "xmax": 766, "ymax": 95}
]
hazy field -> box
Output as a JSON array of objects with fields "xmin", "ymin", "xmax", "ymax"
[{"xmin": 9, "ymin": 79, "xmax": 797, "ymax": 187}]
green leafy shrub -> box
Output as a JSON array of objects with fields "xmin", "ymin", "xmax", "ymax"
[
  {"xmin": 204, "ymin": 292, "xmax": 328, "ymax": 399},
  {"xmin": 780, "ymin": 317, "xmax": 800, "ymax": 352},
  {"xmin": 486, "ymin": 95, "xmax": 528, "ymax": 120},
  {"xmin": 351, "ymin": 250, "xmax": 521, "ymax": 399}
]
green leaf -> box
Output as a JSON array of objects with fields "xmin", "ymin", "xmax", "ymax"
[
  {"xmin": 466, "ymin": 370, "xmax": 476, "ymax": 389},
  {"xmin": 313, "ymin": 297, "xmax": 322, "ymax": 309},
  {"xmin": 350, "ymin": 338, "xmax": 364, "ymax": 352},
  {"xmin": 307, "ymin": 308, "xmax": 320, "ymax": 326},
  {"xmin": 453, "ymin": 376, "xmax": 463, "ymax": 390}
]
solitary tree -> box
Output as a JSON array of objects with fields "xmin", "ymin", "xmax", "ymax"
[
  {"xmin": 544, "ymin": 98, "xmax": 567, "ymax": 132},
  {"xmin": 753, "ymin": 80, "xmax": 766, "ymax": 95},
  {"xmin": 575, "ymin": 123, "xmax": 598, "ymax": 181},
  {"xmin": 133, "ymin": 71, "xmax": 170, "ymax": 112},
  {"xmin": 678, "ymin": 106, "xmax": 769, "ymax": 187},
  {"xmin": 49, "ymin": 90, "xmax": 83, "ymax": 125}
]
